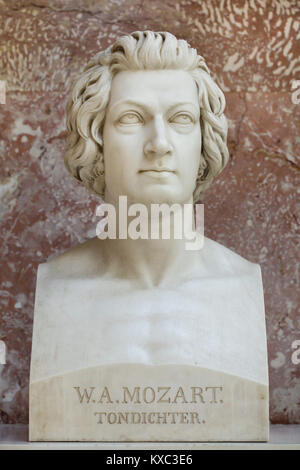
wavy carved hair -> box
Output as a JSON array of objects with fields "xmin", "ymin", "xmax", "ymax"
[{"xmin": 65, "ymin": 31, "xmax": 229, "ymax": 201}]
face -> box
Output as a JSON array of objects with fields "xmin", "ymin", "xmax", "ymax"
[{"xmin": 102, "ymin": 69, "xmax": 201, "ymax": 206}]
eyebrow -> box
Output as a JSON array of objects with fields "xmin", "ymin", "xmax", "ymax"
[{"xmin": 109, "ymin": 99, "xmax": 199, "ymax": 116}]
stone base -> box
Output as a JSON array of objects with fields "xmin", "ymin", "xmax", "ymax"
[
  {"xmin": 29, "ymin": 364, "xmax": 268, "ymax": 442},
  {"xmin": 2, "ymin": 425, "xmax": 300, "ymax": 450}
]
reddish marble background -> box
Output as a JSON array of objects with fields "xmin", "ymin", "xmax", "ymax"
[{"xmin": 0, "ymin": 0, "xmax": 299, "ymax": 425}]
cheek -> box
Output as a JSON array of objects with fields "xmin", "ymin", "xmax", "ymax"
[
  {"xmin": 103, "ymin": 144, "xmax": 120, "ymax": 186},
  {"xmin": 177, "ymin": 135, "xmax": 201, "ymax": 172},
  {"xmin": 108, "ymin": 133, "xmax": 142, "ymax": 162},
  {"xmin": 189, "ymin": 132, "xmax": 202, "ymax": 170},
  {"xmin": 104, "ymin": 145, "xmax": 133, "ymax": 191}
]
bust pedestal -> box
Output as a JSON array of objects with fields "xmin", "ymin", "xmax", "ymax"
[{"xmin": 29, "ymin": 237, "xmax": 269, "ymax": 441}]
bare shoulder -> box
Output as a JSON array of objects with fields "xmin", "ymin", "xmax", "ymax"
[
  {"xmin": 37, "ymin": 237, "xmax": 107, "ymax": 280},
  {"xmin": 201, "ymin": 237, "xmax": 262, "ymax": 278}
]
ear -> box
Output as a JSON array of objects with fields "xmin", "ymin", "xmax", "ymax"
[
  {"xmin": 92, "ymin": 154, "xmax": 106, "ymax": 197},
  {"xmin": 197, "ymin": 154, "xmax": 208, "ymax": 181},
  {"xmin": 193, "ymin": 154, "xmax": 210, "ymax": 202}
]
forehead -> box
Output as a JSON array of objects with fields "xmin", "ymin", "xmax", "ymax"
[{"xmin": 107, "ymin": 69, "xmax": 199, "ymax": 110}]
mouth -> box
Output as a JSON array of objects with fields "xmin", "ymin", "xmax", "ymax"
[
  {"xmin": 139, "ymin": 169, "xmax": 176, "ymax": 179},
  {"xmin": 139, "ymin": 169, "xmax": 176, "ymax": 174}
]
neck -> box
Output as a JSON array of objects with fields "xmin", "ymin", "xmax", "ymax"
[{"xmin": 97, "ymin": 195, "xmax": 200, "ymax": 288}]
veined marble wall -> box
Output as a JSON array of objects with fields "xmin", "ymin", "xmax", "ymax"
[{"xmin": 0, "ymin": 0, "xmax": 299, "ymax": 424}]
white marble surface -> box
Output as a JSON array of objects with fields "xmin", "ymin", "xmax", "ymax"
[
  {"xmin": 0, "ymin": 425, "xmax": 299, "ymax": 450},
  {"xmin": 29, "ymin": 237, "xmax": 269, "ymax": 441},
  {"xmin": 29, "ymin": 364, "xmax": 269, "ymax": 442},
  {"xmin": 29, "ymin": 235, "xmax": 269, "ymax": 441},
  {"xmin": 31, "ymin": 237, "xmax": 268, "ymax": 385}
]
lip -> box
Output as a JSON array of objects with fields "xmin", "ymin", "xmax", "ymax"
[
  {"xmin": 139, "ymin": 169, "xmax": 176, "ymax": 173},
  {"xmin": 139, "ymin": 169, "xmax": 176, "ymax": 178}
]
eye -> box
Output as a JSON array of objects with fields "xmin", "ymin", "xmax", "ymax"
[
  {"xmin": 118, "ymin": 112, "xmax": 143, "ymax": 125},
  {"xmin": 170, "ymin": 113, "xmax": 194, "ymax": 124}
]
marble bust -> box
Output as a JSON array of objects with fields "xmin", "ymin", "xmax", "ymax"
[{"xmin": 29, "ymin": 31, "xmax": 269, "ymax": 442}]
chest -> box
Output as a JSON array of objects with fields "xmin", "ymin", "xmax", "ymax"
[{"xmin": 35, "ymin": 274, "xmax": 262, "ymax": 370}]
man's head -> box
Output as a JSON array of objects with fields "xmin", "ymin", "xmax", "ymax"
[{"xmin": 65, "ymin": 31, "xmax": 229, "ymax": 202}]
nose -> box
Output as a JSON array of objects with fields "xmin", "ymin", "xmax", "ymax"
[{"xmin": 144, "ymin": 115, "xmax": 173, "ymax": 158}]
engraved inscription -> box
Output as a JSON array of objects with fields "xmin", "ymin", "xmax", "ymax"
[
  {"xmin": 73, "ymin": 385, "xmax": 224, "ymax": 405},
  {"xmin": 73, "ymin": 385, "xmax": 224, "ymax": 425},
  {"xmin": 93, "ymin": 411, "xmax": 206, "ymax": 425}
]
